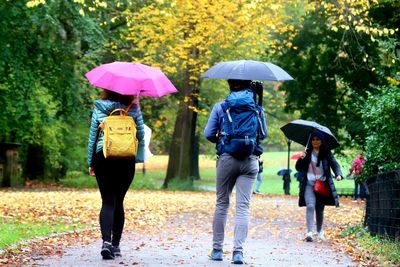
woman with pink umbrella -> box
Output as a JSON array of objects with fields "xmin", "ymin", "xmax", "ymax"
[{"xmin": 86, "ymin": 62, "xmax": 177, "ymax": 260}]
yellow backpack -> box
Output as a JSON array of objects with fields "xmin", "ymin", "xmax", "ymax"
[{"xmin": 100, "ymin": 107, "xmax": 138, "ymax": 159}]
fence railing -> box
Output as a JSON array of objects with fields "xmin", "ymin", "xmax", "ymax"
[{"xmin": 365, "ymin": 170, "xmax": 400, "ymax": 240}]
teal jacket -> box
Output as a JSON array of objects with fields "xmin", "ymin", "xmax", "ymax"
[{"xmin": 87, "ymin": 100, "xmax": 145, "ymax": 166}]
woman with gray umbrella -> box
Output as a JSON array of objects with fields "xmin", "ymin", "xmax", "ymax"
[{"xmin": 295, "ymin": 130, "xmax": 343, "ymax": 242}]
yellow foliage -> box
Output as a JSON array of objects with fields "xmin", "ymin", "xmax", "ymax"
[
  {"xmin": 387, "ymin": 76, "xmax": 400, "ymax": 86},
  {"xmin": 124, "ymin": 0, "xmax": 292, "ymax": 91},
  {"xmin": 26, "ymin": 0, "xmax": 45, "ymax": 8},
  {"xmin": 319, "ymin": 0, "xmax": 397, "ymax": 39}
]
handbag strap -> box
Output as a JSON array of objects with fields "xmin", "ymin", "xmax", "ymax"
[{"xmin": 310, "ymin": 160, "xmax": 318, "ymax": 180}]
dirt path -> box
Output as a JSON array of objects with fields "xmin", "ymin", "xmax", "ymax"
[{"xmin": 33, "ymin": 195, "xmax": 359, "ymax": 266}]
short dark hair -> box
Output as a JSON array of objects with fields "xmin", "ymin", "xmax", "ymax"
[
  {"xmin": 102, "ymin": 89, "xmax": 134, "ymax": 105},
  {"xmin": 227, "ymin": 79, "xmax": 252, "ymax": 92}
]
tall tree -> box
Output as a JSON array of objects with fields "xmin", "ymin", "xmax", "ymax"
[
  {"xmin": 124, "ymin": 0, "xmax": 295, "ymax": 187},
  {"xmin": 271, "ymin": 0, "xmax": 398, "ymax": 146},
  {"xmin": 0, "ymin": 0, "xmax": 102, "ymax": 179}
]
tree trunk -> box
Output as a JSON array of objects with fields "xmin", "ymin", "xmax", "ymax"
[{"xmin": 163, "ymin": 85, "xmax": 199, "ymax": 188}]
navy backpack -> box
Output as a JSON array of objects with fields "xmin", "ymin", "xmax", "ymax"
[{"xmin": 219, "ymin": 90, "xmax": 266, "ymax": 159}]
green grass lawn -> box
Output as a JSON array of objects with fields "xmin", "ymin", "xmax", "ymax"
[
  {"xmin": 192, "ymin": 152, "xmax": 355, "ymax": 195},
  {"xmin": 0, "ymin": 220, "xmax": 86, "ymax": 249},
  {"xmin": 61, "ymin": 152, "xmax": 356, "ymax": 195}
]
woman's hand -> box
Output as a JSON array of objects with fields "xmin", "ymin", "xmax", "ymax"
[
  {"xmin": 299, "ymin": 151, "xmax": 307, "ymax": 159},
  {"xmin": 335, "ymin": 175, "xmax": 342, "ymax": 181},
  {"xmin": 89, "ymin": 167, "xmax": 95, "ymax": 176}
]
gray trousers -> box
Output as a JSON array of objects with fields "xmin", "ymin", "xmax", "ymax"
[
  {"xmin": 304, "ymin": 184, "xmax": 325, "ymax": 233},
  {"xmin": 212, "ymin": 153, "xmax": 258, "ymax": 252}
]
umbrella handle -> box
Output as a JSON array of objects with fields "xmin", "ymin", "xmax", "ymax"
[
  {"xmin": 250, "ymin": 82, "xmax": 263, "ymax": 106},
  {"xmin": 305, "ymin": 132, "xmax": 312, "ymax": 150}
]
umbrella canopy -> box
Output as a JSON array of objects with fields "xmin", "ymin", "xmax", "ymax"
[
  {"xmin": 85, "ymin": 62, "xmax": 178, "ymax": 97},
  {"xmin": 200, "ymin": 60, "xmax": 294, "ymax": 81},
  {"xmin": 280, "ymin": 119, "xmax": 340, "ymax": 149},
  {"xmin": 291, "ymin": 152, "xmax": 303, "ymax": 160},
  {"xmin": 277, "ymin": 168, "xmax": 292, "ymax": 176}
]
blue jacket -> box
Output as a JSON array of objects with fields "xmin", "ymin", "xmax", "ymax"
[
  {"xmin": 204, "ymin": 97, "xmax": 267, "ymax": 155},
  {"xmin": 87, "ymin": 100, "xmax": 145, "ymax": 166}
]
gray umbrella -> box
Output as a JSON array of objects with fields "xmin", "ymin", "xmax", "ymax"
[
  {"xmin": 200, "ymin": 60, "xmax": 294, "ymax": 81},
  {"xmin": 280, "ymin": 119, "xmax": 340, "ymax": 149}
]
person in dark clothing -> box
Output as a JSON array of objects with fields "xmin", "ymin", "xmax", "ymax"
[
  {"xmin": 254, "ymin": 159, "xmax": 264, "ymax": 193},
  {"xmin": 87, "ymin": 89, "xmax": 145, "ymax": 259},
  {"xmin": 295, "ymin": 131, "xmax": 342, "ymax": 242},
  {"xmin": 283, "ymin": 172, "xmax": 291, "ymax": 195}
]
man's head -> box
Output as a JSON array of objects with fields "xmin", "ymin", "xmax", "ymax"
[{"xmin": 227, "ymin": 79, "xmax": 252, "ymax": 92}]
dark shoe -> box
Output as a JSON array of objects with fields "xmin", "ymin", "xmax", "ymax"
[
  {"xmin": 112, "ymin": 246, "xmax": 121, "ymax": 257},
  {"xmin": 305, "ymin": 232, "xmax": 313, "ymax": 242},
  {"xmin": 209, "ymin": 248, "xmax": 223, "ymax": 261},
  {"xmin": 101, "ymin": 241, "xmax": 115, "ymax": 260},
  {"xmin": 232, "ymin": 251, "xmax": 243, "ymax": 264}
]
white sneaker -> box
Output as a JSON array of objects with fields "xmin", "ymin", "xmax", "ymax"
[
  {"xmin": 317, "ymin": 231, "xmax": 325, "ymax": 241},
  {"xmin": 306, "ymin": 232, "xmax": 313, "ymax": 242}
]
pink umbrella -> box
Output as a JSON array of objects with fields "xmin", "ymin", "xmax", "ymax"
[
  {"xmin": 291, "ymin": 152, "xmax": 303, "ymax": 160},
  {"xmin": 85, "ymin": 62, "xmax": 178, "ymax": 97}
]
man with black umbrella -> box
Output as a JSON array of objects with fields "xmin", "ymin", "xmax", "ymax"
[{"xmin": 204, "ymin": 79, "xmax": 267, "ymax": 264}]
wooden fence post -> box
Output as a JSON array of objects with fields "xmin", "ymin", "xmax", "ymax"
[{"xmin": 0, "ymin": 143, "xmax": 22, "ymax": 187}]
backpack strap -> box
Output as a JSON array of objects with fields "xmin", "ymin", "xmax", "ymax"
[{"xmin": 220, "ymin": 101, "xmax": 233, "ymax": 139}]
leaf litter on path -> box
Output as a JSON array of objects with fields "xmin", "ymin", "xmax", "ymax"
[{"xmin": 0, "ymin": 188, "xmax": 372, "ymax": 266}]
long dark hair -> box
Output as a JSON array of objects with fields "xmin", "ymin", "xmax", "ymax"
[
  {"xmin": 102, "ymin": 90, "xmax": 134, "ymax": 106},
  {"xmin": 306, "ymin": 131, "xmax": 332, "ymax": 167}
]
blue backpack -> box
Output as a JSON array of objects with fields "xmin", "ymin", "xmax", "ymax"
[{"xmin": 219, "ymin": 90, "xmax": 266, "ymax": 159}]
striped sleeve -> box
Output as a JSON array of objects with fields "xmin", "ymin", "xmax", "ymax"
[
  {"xmin": 129, "ymin": 105, "xmax": 145, "ymax": 162},
  {"xmin": 87, "ymin": 108, "xmax": 100, "ymax": 166}
]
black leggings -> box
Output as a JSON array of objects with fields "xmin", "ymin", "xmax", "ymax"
[{"xmin": 94, "ymin": 152, "xmax": 135, "ymax": 246}]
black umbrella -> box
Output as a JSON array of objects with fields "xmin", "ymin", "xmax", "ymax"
[
  {"xmin": 200, "ymin": 60, "xmax": 294, "ymax": 81},
  {"xmin": 280, "ymin": 119, "xmax": 340, "ymax": 149},
  {"xmin": 277, "ymin": 168, "xmax": 292, "ymax": 176}
]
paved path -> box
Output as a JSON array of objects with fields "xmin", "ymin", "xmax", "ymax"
[{"xmin": 33, "ymin": 195, "xmax": 357, "ymax": 267}]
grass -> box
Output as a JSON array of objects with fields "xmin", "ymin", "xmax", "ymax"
[
  {"xmin": 60, "ymin": 152, "xmax": 356, "ymax": 195},
  {"xmin": 341, "ymin": 224, "xmax": 400, "ymax": 266},
  {"xmin": 0, "ymin": 220, "xmax": 86, "ymax": 249}
]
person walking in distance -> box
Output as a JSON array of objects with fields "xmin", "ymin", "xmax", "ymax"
[
  {"xmin": 87, "ymin": 89, "xmax": 145, "ymax": 259},
  {"xmin": 295, "ymin": 131, "xmax": 342, "ymax": 242},
  {"xmin": 348, "ymin": 153, "xmax": 366, "ymax": 203},
  {"xmin": 204, "ymin": 79, "xmax": 267, "ymax": 264},
  {"xmin": 254, "ymin": 159, "xmax": 264, "ymax": 194}
]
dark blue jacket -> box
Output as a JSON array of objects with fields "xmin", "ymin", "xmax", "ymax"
[{"xmin": 295, "ymin": 151, "xmax": 342, "ymax": 207}]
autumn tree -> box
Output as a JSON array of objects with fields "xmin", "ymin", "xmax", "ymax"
[
  {"xmin": 0, "ymin": 0, "xmax": 108, "ymax": 180},
  {"xmin": 124, "ymin": 0, "xmax": 298, "ymax": 187},
  {"xmin": 271, "ymin": 0, "xmax": 398, "ymax": 146},
  {"xmin": 0, "ymin": 0, "xmax": 161, "ymax": 181}
]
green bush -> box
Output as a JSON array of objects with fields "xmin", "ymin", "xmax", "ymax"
[
  {"xmin": 341, "ymin": 224, "xmax": 400, "ymax": 266},
  {"xmin": 361, "ymin": 85, "xmax": 400, "ymax": 179}
]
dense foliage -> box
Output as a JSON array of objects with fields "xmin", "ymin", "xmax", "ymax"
[
  {"xmin": 122, "ymin": 0, "xmax": 305, "ymax": 184},
  {"xmin": 273, "ymin": 0, "xmax": 398, "ymax": 145},
  {"xmin": 0, "ymin": 1, "xmax": 103, "ymax": 179},
  {"xmin": 361, "ymin": 85, "xmax": 400, "ymax": 177},
  {"xmin": 0, "ymin": 0, "xmax": 398, "ymax": 183}
]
